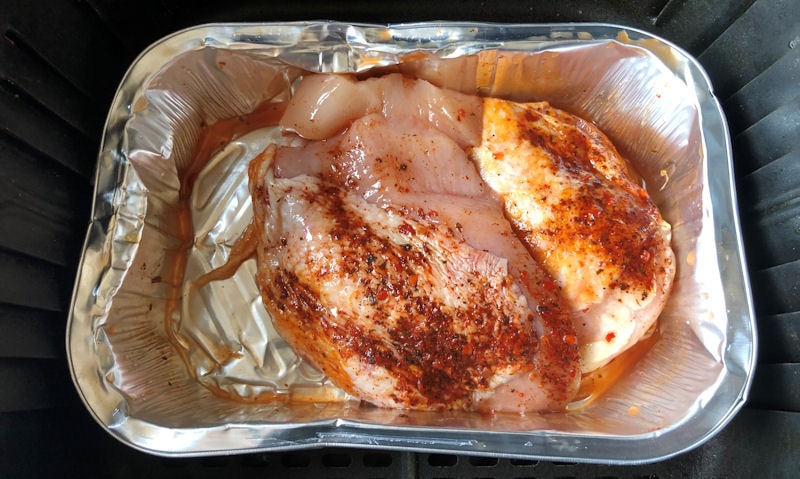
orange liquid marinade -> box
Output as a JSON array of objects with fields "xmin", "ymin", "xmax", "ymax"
[
  {"xmin": 162, "ymin": 101, "xmax": 287, "ymax": 390},
  {"xmin": 567, "ymin": 327, "xmax": 661, "ymax": 411}
]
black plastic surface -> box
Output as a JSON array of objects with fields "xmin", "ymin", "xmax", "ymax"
[{"xmin": 1, "ymin": 0, "xmax": 798, "ymax": 477}]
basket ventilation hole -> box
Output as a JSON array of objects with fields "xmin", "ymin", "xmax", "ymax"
[
  {"xmin": 322, "ymin": 452, "xmax": 352, "ymax": 467},
  {"xmin": 428, "ymin": 454, "xmax": 458, "ymax": 467},
  {"xmin": 363, "ymin": 452, "xmax": 392, "ymax": 467},
  {"xmin": 281, "ymin": 452, "xmax": 311, "ymax": 467}
]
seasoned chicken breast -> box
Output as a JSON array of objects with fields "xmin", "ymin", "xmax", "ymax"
[
  {"xmin": 248, "ymin": 73, "xmax": 581, "ymax": 411},
  {"xmin": 250, "ymin": 146, "xmax": 579, "ymax": 411},
  {"xmin": 246, "ymin": 71, "xmax": 672, "ymax": 411},
  {"xmin": 469, "ymin": 98, "xmax": 676, "ymax": 373}
]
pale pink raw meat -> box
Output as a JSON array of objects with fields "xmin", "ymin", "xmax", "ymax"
[
  {"xmin": 251, "ymin": 73, "xmax": 581, "ymax": 411},
  {"xmin": 248, "ymin": 71, "xmax": 674, "ymax": 410}
]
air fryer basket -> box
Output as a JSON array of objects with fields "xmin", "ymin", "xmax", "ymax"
[{"xmin": 1, "ymin": 0, "xmax": 798, "ymax": 477}]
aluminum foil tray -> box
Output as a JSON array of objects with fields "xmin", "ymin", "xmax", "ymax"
[{"xmin": 67, "ymin": 22, "xmax": 756, "ymax": 463}]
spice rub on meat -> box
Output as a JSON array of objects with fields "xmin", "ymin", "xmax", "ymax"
[
  {"xmin": 470, "ymin": 99, "xmax": 676, "ymax": 373},
  {"xmin": 247, "ymin": 72, "xmax": 674, "ymax": 411}
]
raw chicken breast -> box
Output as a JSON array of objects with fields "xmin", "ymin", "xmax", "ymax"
[
  {"xmin": 280, "ymin": 73, "xmax": 481, "ymax": 147},
  {"xmin": 247, "ymin": 70, "xmax": 673, "ymax": 410},
  {"xmin": 249, "ymin": 73, "xmax": 581, "ymax": 411},
  {"xmin": 249, "ymin": 146, "xmax": 579, "ymax": 411},
  {"xmin": 469, "ymin": 98, "xmax": 676, "ymax": 373}
]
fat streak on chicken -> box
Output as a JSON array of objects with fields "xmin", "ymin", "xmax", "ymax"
[{"xmin": 247, "ymin": 72, "xmax": 673, "ymax": 411}]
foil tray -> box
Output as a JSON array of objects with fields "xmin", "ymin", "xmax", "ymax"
[{"xmin": 67, "ymin": 22, "xmax": 756, "ymax": 463}]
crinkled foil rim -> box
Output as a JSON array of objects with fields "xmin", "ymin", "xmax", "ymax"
[{"xmin": 67, "ymin": 22, "xmax": 756, "ymax": 463}]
